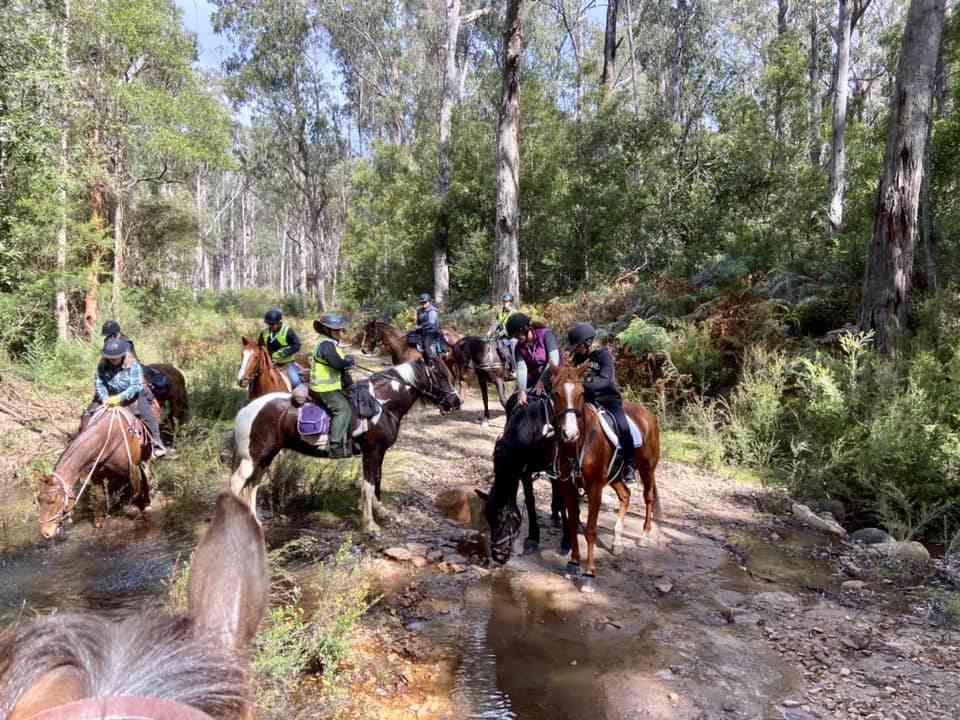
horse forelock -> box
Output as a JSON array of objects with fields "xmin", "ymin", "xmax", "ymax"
[{"xmin": 0, "ymin": 614, "xmax": 248, "ymax": 720}]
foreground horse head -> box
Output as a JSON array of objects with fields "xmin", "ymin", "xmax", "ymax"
[
  {"xmin": 236, "ymin": 336, "xmax": 266, "ymax": 389},
  {"xmin": 2, "ymin": 491, "xmax": 269, "ymax": 719},
  {"xmin": 552, "ymin": 364, "xmax": 590, "ymax": 443},
  {"xmin": 38, "ymin": 407, "xmax": 152, "ymax": 539}
]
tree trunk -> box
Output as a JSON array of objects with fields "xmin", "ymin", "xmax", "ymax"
[
  {"xmin": 112, "ymin": 188, "xmax": 124, "ymax": 315},
  {"xmin": 600, "ymin": 0, "xmax": 619, "ymax": 101},
  {"xmin": 859, "ymin": 0, "xmax": 945, "ymax": 355},
  {"xmin": 434, "ymin": 0, "xmax": 462, "ymax": 307},
  {"xmin": 670, "ymin": 0, "xmax": 689, "ymax": 125},
  {"xmin": 808, "ymin": 2, "xmax": 822, "ymax": 166},
  {"xmin": 773, "ymin": 0, "xmax": 790, "ymax": 156},
  {"xmin": 494, "ymin": 0, "xmax": 524, "ymax": 304},
  {"xmin": 56, "ymin": 0, "xmax": 71, "ymax": 341},
  {"xmin": 624, "ymin": 0, "xmax": 640, "ymax": 116},
  {"xmin": 84, "ymin": 179, "xmax": 105, "ymax": 339},
  {"xmin": 918, "ymin": 26, "xmax": 946, "ymax": 293},
  {"xmin": 827, "ymin": 0, "xmax": 852, "ymax": 234}
]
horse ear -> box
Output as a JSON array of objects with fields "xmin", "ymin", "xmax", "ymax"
[
  {"xmin": 475, "ymin": 489, "xmax": 489, "ymax": 501},
  {"xmin": 241, "ymin": 336, "xmax": 250, "ymax": 347},
  {"xmin": 188, "ymin": 492, "xmax": 269, "ymax": 651}
]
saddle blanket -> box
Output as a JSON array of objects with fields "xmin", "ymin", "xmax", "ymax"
[
  {"xmin": 296, "ymin": 403, "xmax": 371, "ymax": 446},
  {"xmin": 591, "ymin": 404, "xmax": 644, "ymax": 449}
]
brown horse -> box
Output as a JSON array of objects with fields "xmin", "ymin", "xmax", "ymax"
[
  {"xmin": 550, "ymin": 364, "xmax": 661, "ymax": 592},
  {"xmin": 1, "ymin": 491, "xmax": 269, "ymax": 720},
  {"xmin": 38, "ymin": 406, "xmax": 154, "ymax": 538},
  {"xmin": 147, "ymin": 363, "xmax": 189, "ymax": 440},
  {"xmin": 359, "ymin": 319, "xmax": 463, "ymax": 388},
  {"xmin": 449, "ymin": 336, "xmax": 509, "ymax": 424},
  {"xmin": 236, "ymin": 336, "xmax": 292, "ymax": 399}
]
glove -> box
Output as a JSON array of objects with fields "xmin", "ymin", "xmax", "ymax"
[
  {"xmin": 344, "ymin": 356, "xmax": 356, "ymax": 368},
  {"xmin": 105, "ymin": 395, "xmax": 122, "ymax": 407}
]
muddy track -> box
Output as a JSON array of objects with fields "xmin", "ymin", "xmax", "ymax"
[{"xmin": 352, "ymin": 382, "xmax": 960, "ymax": 720}]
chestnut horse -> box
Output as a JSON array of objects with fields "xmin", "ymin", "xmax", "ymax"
[
  {"xmin": 38, "ymin": 406, "xmax": 155, "ymax": 539},
  {"xmin": 551, "ymin": 364, "xmax": 661, "ymax": 592},
  {"xmin": 359, "ymin": 319, "xmax": 463, "ymax": 383},
  {"xmin": 236, "ymin": 336, "xmax": 295, "ymax": 399},
  {"xmin": 1, "ymin": 491, "xmax": 269, "ymax": 720},
  {"xmin": 230, "ymin": 358, "xmax": 460, "ymax": 533}
]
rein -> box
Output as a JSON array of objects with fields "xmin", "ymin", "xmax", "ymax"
[
  {"xmin": 42, "ymin": 407, "xmax": 135, "ymax": 525},
  {"xmin": 353, "ymin": 362, "xmax": 452, "ymax": 404}
]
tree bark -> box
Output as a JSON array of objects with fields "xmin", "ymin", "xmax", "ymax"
[
  {"xmin": 773, "ymin": 0, "xmax": 790, "ymax": 153},
  {"xmin": 859, "ymin": 0, "xmax": 945, "ymax": 355},
  {"xmin": 918, "ymin": 26, "xmax": 946, "ymax": 293},
  {"xmin": 55, "ymin": 0, "xmax": 71, "ymax": 340},
  {"xmin": 112, "ymin": 187, "xmax": 124, "ymax": 315},
  {"xmin": 624, "ymin": 0, "xmax": 640, "ymax": 116},
  {"xmin": 601, "ymin": 0, "xmax": 619, "ymax": 102},
  {"xmin": 808, "ymin": 2, "xmax": 822, "ymax": 166},
  {"xmin": 84, "ymin": 179, "xmax": 105, "ymax": 339},
  {"xmin": 494, "ymin": 0, "xmax": 524, "ymax": 303},
  {"xmin": 670, "ymin": 0, "xmax": 689, "ymax": 125}
]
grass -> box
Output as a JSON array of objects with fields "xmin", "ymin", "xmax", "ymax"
[{"xmin": 662, "ymin": 429, "xmax": 770, "ymax": 486}]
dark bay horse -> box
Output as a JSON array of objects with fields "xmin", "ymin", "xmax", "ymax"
[
  {"xmin": 236, "ymin": 336, "xmax": 293, "ymax": 399},
  {"xmin": 1, "ymin": 491, "xmax": 269, "ymax": 720},
  {"xmin": 38, "ymin": 406, "xmax": 155, "ymax": 538},
  {"xmin": 551, "ymin": 364, "xmax": 661, "ymax": 592},
  {"xmin": 230, "ymin": 358, "xmax": 461, "ymax": 533},
  {"xmin": 478, "ymin": 393, "xmax": 568, "ymax": 563},
  {"xmin": 148, "ymin": 363, "xmax": 188, "ymax": 441},
  {"xmin": 451, "ymin": 336, "xmax": 509, "ymax": 424}
]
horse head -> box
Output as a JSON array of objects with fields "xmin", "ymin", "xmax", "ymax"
[
  {"xmin": 359, "ymin": 320, "xmax": 380, "ymax": 355},
  {"xmin": 476, "ymin": 440, "xmax": 522, "ymax": 564},
  {"xmin": 551, "ymin": 364, "xmax": 589, "ymax": 443},
  {"xmin": 35, "ymin": 473, "xmax": 75, "ymax": 540},
  {"xmin": 420, "ymin": 358, "xmax": 461, "ymax": 414},
  {"xmin": 237, "ymin": 336, "xmax": 265, "ymax": 388}
]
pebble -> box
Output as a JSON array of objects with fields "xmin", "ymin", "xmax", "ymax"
[
  {"xmin": 655, "ymin": 580, "xmax": 673, "ymax": 595},
  {"xmin": 383, "ymin": 547, "xmax": 413, "ymax": 562},
  {"xmin": 841, "ymin": 580, "xmax": 866, "ymax": 591}
]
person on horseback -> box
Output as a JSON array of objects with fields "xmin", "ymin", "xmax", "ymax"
[
  {"xmin": 309, "ymin": 313, "xmax": 355, "ymax": 459},
  {"xmin": 506, "ymin": 312, "xmax": 561, "ymax": 407},
  {"xmin": 567, "ymin": 322, "xmax": 635, "ymax": 485},
  {"xmin": 488, "ymin": 292, "xmax": 518, "ymax": 376},
  {"xmin": 261, "ymin": 308, "xmax": 303, "ymax": 389},
  {"xmin": 87, "ymin": 338, "xmax": 168, "ymax": 458},
  {"xmin": 101, "ymin": 319, "xmax": 135, "ymax": 355},
  {"xmin": 413, "ymin": 293, "xmax": 441, "ymax": 362}
]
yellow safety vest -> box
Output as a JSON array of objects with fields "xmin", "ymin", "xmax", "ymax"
[
  {"xmin": 498, "ymin": 307, "xmax": 516, "ymax": 330},
  {"xmin": 310, "ymin": 335, "xmax": 346, "ymax": 392},
  {"xmin": 261, "ymin": 324, "xmax": 294, "ymax": 365}
]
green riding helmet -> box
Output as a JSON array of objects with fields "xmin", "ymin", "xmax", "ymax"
[
  {"xmin": 102, "ymin": 338, "xmax": 129, "ymax": 359},
  {"xmin": 505, "ymin": 312, "xmax": 531, "ymax": 339},
  {"xmin": 567, "ymin": 322, "xmax": 596, "ymax": 348}
]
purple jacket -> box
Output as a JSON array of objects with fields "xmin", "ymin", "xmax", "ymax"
[{"xmin": 517, "ymin": 328, "xmax": 562, "ymax": 386}]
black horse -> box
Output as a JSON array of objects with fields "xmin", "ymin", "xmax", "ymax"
[
  {"xmin": 451, "ymin": 336, "xmax": 510, "ymax": 424},
  {"xmin": 230, "ymin": 358, "xmax": 461, "ymax": 534},
  {"xmin": 477, "ymin": 394, "xmax": 569, "ymax": 564}
]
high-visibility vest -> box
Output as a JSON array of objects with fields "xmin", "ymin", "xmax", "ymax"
[
  {"xmin": 310, "ymin": 335, "xmax": 345, "ymax": 392},
  {"xmin": 497, "ymin": 307, "xmax": 516, "ymax": 330},
  {"xmin": 261, "ymin": 324, "xmax": 294, "ymax": 365}
]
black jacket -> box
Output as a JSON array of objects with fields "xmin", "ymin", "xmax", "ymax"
[{"xmin": 573, "ymin": 346, "xmax": 622, "ymax": 403}]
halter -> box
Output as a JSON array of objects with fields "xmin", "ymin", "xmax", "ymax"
[{"xmin": 41, "ymin": 407, "xmax": 136, "ymax": 527}]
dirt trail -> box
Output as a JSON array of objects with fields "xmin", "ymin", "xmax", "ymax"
[{"xmin": 349, "ymin": 383, "xmax": 960, "ymax": 720}]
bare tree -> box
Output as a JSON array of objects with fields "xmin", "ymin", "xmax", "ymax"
[
  {"xmin": 494, "ymin": 0, "xmax": 525, "ymax": 303},
  {"xmin": 808, "ymin": 0, "xmax": 823, "ymax": 166},
  {"xmin": 859, "ymin": 0, "xmax": 946, "ymax": 355}
]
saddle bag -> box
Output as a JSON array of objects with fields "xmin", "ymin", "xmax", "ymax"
[
  {"xmin": 144, "ymin": 366, "xmax": 171, "ymax": 402},
  {"xmin": 298, "ymin": 403, "xmax": 330, "ymax": 436}
]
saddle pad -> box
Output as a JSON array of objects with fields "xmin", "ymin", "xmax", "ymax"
[
  {"xmin": 590, "ymin": 405, "xmax": 644, "ymax": 449},
  {"xmin": 298, "ymin": 403, "xmax": 330, "ymax": 436}
]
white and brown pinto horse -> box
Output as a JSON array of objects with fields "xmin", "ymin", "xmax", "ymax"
[
  {"xmin": 230, "ymin": 359, "xmax": 461, "ymax": 533},
  {"xmin": 1, "ymin": 491, "xmax": 269, "ymax": 720}
]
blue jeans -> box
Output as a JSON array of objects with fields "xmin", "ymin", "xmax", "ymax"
[{"xmin": 285, "ymin": 363, "xmax": 301, "ymax": 388}]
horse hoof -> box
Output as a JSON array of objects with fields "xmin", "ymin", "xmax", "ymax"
[
  {"xmin": 560, "ymin": 539, "xmax": 572, "ymax": 554},
  {"xmin": 523, "ymin": 539, "xmax": 539, "ymax": 554},
  {"xmin": 564, "ymin": 561, "xmax": 581, "ymax": 579},
  {"xmin": 580, "ymin": 575, "xmax": 596, "ymax": 593}
]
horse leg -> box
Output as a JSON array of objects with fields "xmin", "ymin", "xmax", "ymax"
[
  {"xmin": 550, "ymin": 478, "xmax": 563, "ymax": 529},
  {"xmin": 560, "ymin": 472, "xmax": 581, "ymax": 578},
  {"xmin": 372, "ymin": 454, "xmax": 394, "ymax": 524},
  {"xmin": 360, "ymin": 447, "xmax": 382, "ymax": 534},
  {"xmin": 229, "ymin": 457, "xmax": 262, "ymax": 516},
  {"xmin": 610, "ymin": 480, "xmax": 631, "ymax": 555},
  {"xmin": 493, "ymin": 375, "xmax": 508, "ymax": 410},
  {"xmin": 478, "ymin": 373, "xmax": 490, "ymax": 425},
  {"xmin": 640, "ymin": 464, "xmax": 658, "ymax": 535},
  {"xmin": 92, "ymin": 481, "xmax": 107, "ymax": 529},
  {"xmin": 581, "ymin": 483, "xmax": 604, "ymax": 593},
  {"xmin": 522, "ymin": 474, "xmax": 539, "ymax": 553}
]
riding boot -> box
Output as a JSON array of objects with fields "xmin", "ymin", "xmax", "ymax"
[
  {"xmin": 138, "ymin": 394, "xmax": 167, "ymax": 458},
  {"xmin": 329, "ymin": 442, "xmax": 352, "ymax": 459},
  {"xmin": 621, "ymin": 464, "xmax": 636, "ymax": 485}
]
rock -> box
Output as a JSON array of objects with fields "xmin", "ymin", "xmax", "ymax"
[
  {"xmin": 841, "ymin": 580, "xmax": 866, "ymax": 591},
  {"xmin": 406, "ymin": 542, "xmax": 429, "ymax": 556},
  {"xmin": 426, "ymin": 550, "xmax": 444, "ymax": 563},
  {"xmin": 412, "ymin": 556, "xmax": 428, "ymax": 568},
  {"xmin": 754, "ymin": 591, "xmax": 801, "ymax": 610},
  {"xmin": 782, "ymin": 711, "xmax": 817, "ymax": 720},
  {"xmin": 851, "ymin": 528, "xmax": 894, "ymax": 545},
  {"xmin": 383, "ymin": 547, "xmax": 413, "ymax": 562},
  {"xmin": 445, "ymin": 552, "xmax": 468, "ymax": 565},
  {"xmin": 882, "ymin": 540, "xmax": 931, "ymax": 565},
  {"xmin": 667, "ymin": 692, "xmax": 680, "ymax": 705},
  {"xmin": 792, "ymin": 502, "xmax": 847, "ymax": 537},
  {"xmin": 655, "ymin": 580, "xmax": 674, "ymax": 595},
  {"xmin": 781, "ymin": 699, "xmax": 801, "ymax": 708},
  {"xmin": 434, "ymin": 488, "xmax": 484, "ymax": 525}
]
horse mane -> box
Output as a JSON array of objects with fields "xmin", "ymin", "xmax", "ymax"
[{"xmin": 0, "ymin": 614, "xmax": 248, "ymax": 719}]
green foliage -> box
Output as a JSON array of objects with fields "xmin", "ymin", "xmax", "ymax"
[
  {"xmin": 617, "ymin": 318, "xmax": 673, "ymax": 355},
  {"xmin": 669, "ymin": 321, "xmax": 727, "ymax": 392}
]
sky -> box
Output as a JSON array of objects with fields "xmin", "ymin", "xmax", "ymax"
[{"xmin": 174, "ymin": 0, "xmax": 227, "ymax": 71}]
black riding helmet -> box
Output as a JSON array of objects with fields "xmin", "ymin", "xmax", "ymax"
[
  {"xmin": 102, "ymin": 338, "xmax": 129, "ymax": 359},
  {"xmin": 505, "ymin": 312, "xmax": 531, "ymax": 339},
  {"xmin": 264, "ymin": 308, "xmax": 282, "ymax": 325},
  {"xmin": 418, "ymin": 293, "xmax": 431, "ymax": 303},
  {"xmin": 314, "ymin": 313, "xmax": 349, "ymax": 333},
  {"xmin": 567, "ymin": 322, "xmax": 596, "ymax": 347},
  {"xmin": 101, "ymin": 320, "xmax": 121, "ymax": 337}
]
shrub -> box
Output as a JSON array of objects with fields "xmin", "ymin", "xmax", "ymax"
[
  {"xmin": 669, "ymin": 320, "xmax": 727, "ymax": 392},
  {"xmin": 617, "ymin": 318, "xmax": 673, "ymax": 355}
]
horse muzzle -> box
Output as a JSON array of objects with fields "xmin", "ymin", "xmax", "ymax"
[
  {"xmin": 40, "ymin": 522, "xmax": 62, "ymax": 540},
  {"xmin": 237, "ymin": 377, "xmax": 248, "ymax": 388}
]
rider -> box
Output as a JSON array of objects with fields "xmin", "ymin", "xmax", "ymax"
[
  {"xmin": 261, "ymin": 308, "xmax": 303, "ymax": 389},
  {"xmin": 488, "ymin": 292, "xmax": 518, "ymax": 376},
  {"xmin": 506, "ymin": 313, "xmax": 562, "ymax": 407},
  {"xmin": 414, "ymin": 293, "xmax": 441, "ymax": 362},
  {"xmin": 309, "ymin": 313, "xmax": 355, "ymax": 459},
  {"xmin": 87, "ymin": 338, "xmax": 167, "ymax": 458},
  {"xmin": 568, "ymin": 322, "xmax": 635, "ymax": 485},
  {"xmin": 101, "ymin": 319, "xmax": 135, "ymax": 355}
]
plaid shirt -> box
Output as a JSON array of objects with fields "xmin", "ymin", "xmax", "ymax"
[{"xmin": 95, "ymin": 360, "xmax": 145, "ymax": 402}]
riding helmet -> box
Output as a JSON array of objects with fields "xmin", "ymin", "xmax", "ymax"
[
  {"xmin": 101, "ymin": 320, "xmax": 121, "ymax": 337},
  {"xmin": 264, "ymin": 308, "xmax": 283, "ymax": 325},
  {"xmin": 418, "ymin": 293, "xmax": 431, "ymax": 303},
  {"xmin": 502, "ymin": 292, "xmax": 514, "ymax": 303},
  {"xmin": 102, "ymin": 338, "xmax": 129, "ymax": 359},
  {"xmin": 315, "ymin": 313, "xmax": 349, "ymax": 332},
  {"xmin": 567, "ymin": 322, "xmax": 596, "ymax": 347},
  {"xmin": 505, "ymin": 312, "xmax": 531, "ymax": 339}
]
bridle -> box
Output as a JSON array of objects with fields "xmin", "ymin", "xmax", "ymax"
[{"xmin": 239, "ymin": 345, "xmax": 272, "ymax": 388}]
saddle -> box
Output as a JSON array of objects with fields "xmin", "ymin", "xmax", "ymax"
[
  {"xmin": 407, "ymin": 331, "xmax": 448, "ymax": 357},
  {"xmin": 588, "ymin": 404, "xmax": 644, "ymax": 485},
  {"xmin": 290, "ymin": 382, "xmax": 383, "ymax": 448}
]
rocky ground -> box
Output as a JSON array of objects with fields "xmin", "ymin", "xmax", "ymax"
[{"xmin": 332, "ymin": 382, "xmax": 960, "ymax": 720}]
